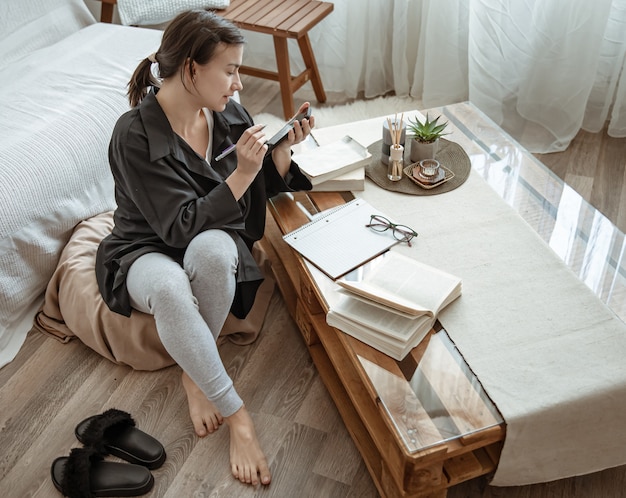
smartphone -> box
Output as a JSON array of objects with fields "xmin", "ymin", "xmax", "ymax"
[{"xmin": 265, "ymin": 106, "xmax": 312, "ymax": 153}]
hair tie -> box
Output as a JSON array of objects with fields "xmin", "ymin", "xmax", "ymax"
[{"xmin": 148, "ymin": 52, "xmax": 157, "ymax": 63}]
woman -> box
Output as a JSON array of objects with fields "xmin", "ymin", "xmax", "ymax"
[{"xmin": 95, "ymin": 10, "xmax": 314, "ymax": 487}]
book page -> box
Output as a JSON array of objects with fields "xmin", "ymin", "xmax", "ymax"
[
  {"xmin": 329, "ymin": 294, "xmax": 433, "ymax": 341},
  {"xmin": 337, "ymin": 252, "xmax": 461, "ymax": 315},
  {"xmin": 327, "ymin": 312, "xmax": 422, "ymax": 358},
  {"xmin": 336, "ymin": 289, "xmax": 419, "ymax": 319},
  {"xmin": 327, "ymin": 302, "xmax": 435, "ymax": 360}
]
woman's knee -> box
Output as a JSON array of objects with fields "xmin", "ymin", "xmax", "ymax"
[
  {"xmin": 127, "ymin": 252, "xmax": 195, "ymax": 313},
  {"xmin": 184, "ymin": 230, "xmax": 238, "ymax": 278}
]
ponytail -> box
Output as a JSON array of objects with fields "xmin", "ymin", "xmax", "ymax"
[{"xmin": 127, "ymin": 56, "xmax": 159, "ymax": 107}]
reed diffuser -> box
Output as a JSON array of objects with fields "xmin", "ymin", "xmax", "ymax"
[{"xmin": 387, "ymin": 113, "xmax": 404, "ymax": 181}]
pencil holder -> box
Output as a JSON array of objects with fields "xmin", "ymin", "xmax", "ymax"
[
  {"xmin": 382, "ymin": 119, "xmax": 406, "ymax": 165},
  {"xmin": 388, "ymin": 145, "xmax": 404, "ymax": 181}
]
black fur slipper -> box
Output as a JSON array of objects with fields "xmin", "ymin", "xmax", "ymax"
[
  {"xmin": 50, "ymin": 446, "xmax": 154, "ymax": 497},
  {"xmin": 75, "ymin": 409, "xmax": 166, "ymax": 470}
]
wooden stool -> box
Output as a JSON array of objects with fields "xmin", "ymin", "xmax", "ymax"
[
  {"xmin": 96, "ymin": 0, "xmax": 334, "ymax": 119},
  {"xmin": 98, "ymin": 0, "xmax": 117, "ymax": 25}
]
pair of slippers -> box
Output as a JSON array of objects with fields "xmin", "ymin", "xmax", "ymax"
[{"xmin": 51, "ymin": 408, "xmax": 166, "ymax": 497}]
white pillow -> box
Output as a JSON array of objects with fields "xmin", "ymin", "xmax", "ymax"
[{"xmin": 117, "ymin": 0, "xmax": 230, "ymax": 26}]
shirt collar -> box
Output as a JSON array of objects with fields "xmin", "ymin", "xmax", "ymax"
[
  {"xmin": 138, "ymin": 90, "xmax": 250, "ymax": 164},
  {"xmin": 138, "ymin": 91, "xmax": 179, "ymax": 163}
]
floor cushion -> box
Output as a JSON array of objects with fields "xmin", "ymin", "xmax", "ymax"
[{"xmin": 34, "ymin": 211, "xmax": 275, "ymax": 371}]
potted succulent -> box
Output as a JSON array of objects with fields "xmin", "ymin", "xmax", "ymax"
[{"xmin": 407, "ymin": 113, "xmax": 449, "ymax": 162}]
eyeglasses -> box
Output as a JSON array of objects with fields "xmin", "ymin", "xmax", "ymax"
[{"xmin": 365, "ymin": 214, "xmax": 418, "ymax": 247}]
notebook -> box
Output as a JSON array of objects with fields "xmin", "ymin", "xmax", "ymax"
[{"xmin": 282, "ymin": 198, "xmax": 400, "ymax": 279}]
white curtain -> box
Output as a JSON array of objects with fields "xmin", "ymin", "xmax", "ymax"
[
  {"xmin": 243, "ymin": 0, "xmax": 626, "ymax": 153},
  {"xmin": 467, "ymin": 0, "xmax": 626, "ymax": 152}
]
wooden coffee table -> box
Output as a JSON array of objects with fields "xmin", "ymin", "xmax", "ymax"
[{"xmin": 259, "ymin": 102, "xmax": 626, "ymax": 497}]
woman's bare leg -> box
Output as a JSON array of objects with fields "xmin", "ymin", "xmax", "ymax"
[
  {"xmin": 181, "ymin": 372, "xmax": 270, "ymax": 485},
  {"xmin": 181, "ymin": 371, "xmax": 223, "ymax": 436},
  {"xmin": 226, "ymin": 405, "xmax": 271, "ymax": 485},
  {"xmin": 126, "ymin": 236, "xmax": 270, "ymax": 486}
]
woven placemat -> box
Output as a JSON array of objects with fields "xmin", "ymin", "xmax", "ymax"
[{"xmin": 365, "ymin": 138, "xmax": 471, "ymax": 195}]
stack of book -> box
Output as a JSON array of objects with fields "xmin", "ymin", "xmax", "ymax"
[
  {"xmin": 326, "ymin": 252, "xmax": 462, "ymax": 360},
  {"xmin": 292, "ymin": 135, "xmax": 370, "ymax": 191}
]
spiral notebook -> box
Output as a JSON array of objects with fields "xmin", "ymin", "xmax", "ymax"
[{"xmin": 282, "ymin": 198, "xmax": 400, "ymax": 279}]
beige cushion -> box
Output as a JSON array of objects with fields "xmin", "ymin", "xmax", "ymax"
[{"xmin": 34, "ymin": 211, "xmax": 274, "ymax": 371}]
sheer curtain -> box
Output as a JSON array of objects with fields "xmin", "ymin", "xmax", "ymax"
[
  {"xmin": 467, "ymin": 0, "xmax": 626, "ymax": 152},
  {"xmin": 243, "ymin": 0, "xmax": 626, "ymax": 153}
]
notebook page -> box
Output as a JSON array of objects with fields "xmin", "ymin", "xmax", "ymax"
[{"xmin": 283, "ymin": 198, "xmax": 399, "ymax": 279}]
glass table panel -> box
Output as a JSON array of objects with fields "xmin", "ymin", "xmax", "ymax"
[
  {"xmin": 440, "ymin": 102, "xmax": 626, "ymax": 323},
  {"xmin": 357, "ymin": 326, "xmax": 503, "ymax": 453}
]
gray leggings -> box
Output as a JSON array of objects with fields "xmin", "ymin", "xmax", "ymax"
[{"xmin": 126, "ymin": 229, "xmax": 243, "ymax": 417}]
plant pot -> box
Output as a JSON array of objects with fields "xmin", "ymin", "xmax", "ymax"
[{"xmin": 410, "ymin": 138, "xmax": 439, "ymax": 163}]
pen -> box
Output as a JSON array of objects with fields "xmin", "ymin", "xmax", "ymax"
[
  {"xmin": 215, "ymin": 124, "xmax": 266, "ymax": 161},
  {"xmin": 214, "ymin": 143, "xmax": 236, "ymax": 162}
]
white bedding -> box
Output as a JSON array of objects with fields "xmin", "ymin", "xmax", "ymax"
[
  {"xmin": 0, "ymin": 22, "xmax": 164, "ymax": 368},
  {"xmin": 0, "ymin": 0, "xmax": 95, "ymax": 67}
]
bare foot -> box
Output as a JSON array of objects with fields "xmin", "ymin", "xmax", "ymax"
[
  {"xmin": 226, "ymin": 406, "xmax": 271, "ymax": 486},
  {"xmin": 181, "ymin": 371, "xmax": 223, "ymax": 437}
]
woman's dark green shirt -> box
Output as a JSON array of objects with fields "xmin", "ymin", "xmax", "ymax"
[{"xmin": 96, "ymin": 91, "xmax": 311, "ymax": 319}]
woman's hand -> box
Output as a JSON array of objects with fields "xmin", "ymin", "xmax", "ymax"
[
  {"xmin": 225, "ymin": 124, "xmax": 267, "ymax": 200},
  {"xmin": 235, "ymin": 123, "xmax": 268, "ymax": 176},
  {"xmin": 272, "ymin": 102, "xmax": 315, "ymax": 176}
]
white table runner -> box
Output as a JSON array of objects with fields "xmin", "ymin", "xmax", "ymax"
[
  {"xmin": 361, "ymin": 171, "xmax": 626, "ymax": 486},
  {"xmin": 312, "ymin": 116, "xmax": 626, "ymax": 486}
]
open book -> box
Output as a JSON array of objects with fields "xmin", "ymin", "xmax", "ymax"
[
  {"xmin": 292, "ymin": 135, "xmax": 371, "ymax": 186},
  {"xmin": 326, "ymin": 252, "xmax": 462, "ymax": 360},
  {"xmin": 337, "ymin": 252, "xmax": 462, "ymax": 317}
]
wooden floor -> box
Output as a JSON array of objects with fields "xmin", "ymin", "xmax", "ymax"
[
  {"xmin": 536, "ymin": 127, "xmax": 626, "ymax": 235},
  {"xmin": 1, "ymin": 77, "xmax": 626, "ymax": 498}
]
